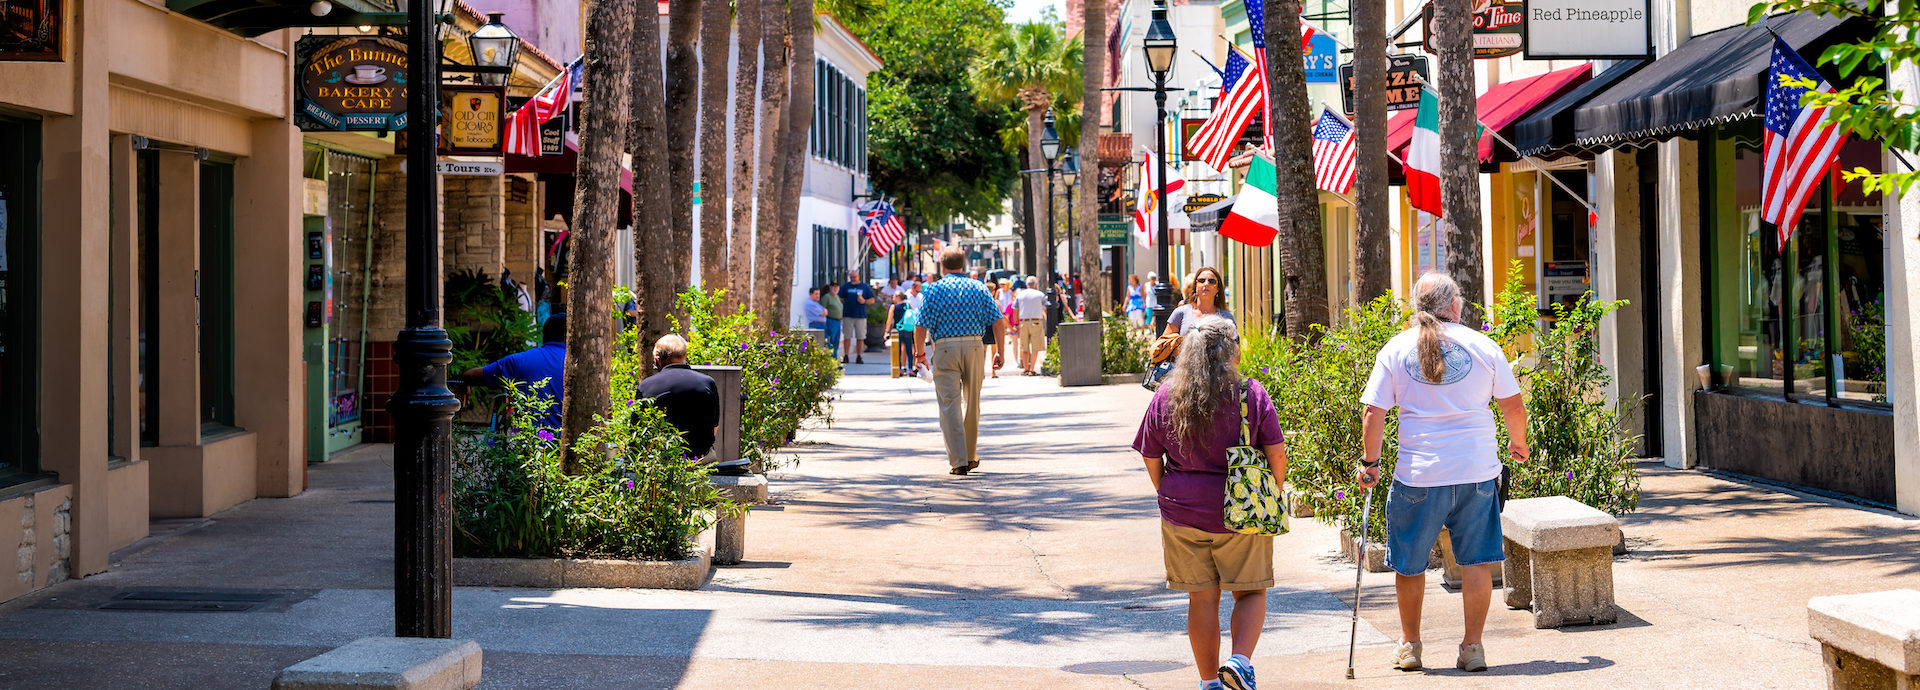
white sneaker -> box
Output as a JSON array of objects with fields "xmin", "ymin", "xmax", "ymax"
[
  {"xmin": 1457, "ymin": 643, "xmax": 1487, "ymax": 672},
  {"xmin": 1392, "ymin": 641, "xmax": 1423, "ymax": 670}
]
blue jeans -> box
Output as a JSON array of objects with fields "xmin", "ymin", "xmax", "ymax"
[
  {"xmin": 1384, "ymin": 478, "xmax": 1504, "ymax": 577},
  {"xmin": 823, "ymin": 319, "xmax": 843, "ymax": 357}
]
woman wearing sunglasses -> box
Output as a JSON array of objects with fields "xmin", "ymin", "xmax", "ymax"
[{"xmin": 1163, "ymin": 267, "xmax": 1234, "ymax": 338}]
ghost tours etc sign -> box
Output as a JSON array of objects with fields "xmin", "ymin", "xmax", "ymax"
[{"xmin": 296, "ymin": 36, "xmax": 410, "ymax": 132}]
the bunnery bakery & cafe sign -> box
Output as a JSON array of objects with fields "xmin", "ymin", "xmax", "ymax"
[{"xmin": 296, "ymin": 36, "xmax": 409, "ymax": 132}]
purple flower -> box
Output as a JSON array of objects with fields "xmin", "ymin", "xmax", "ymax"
[
  {"xmin": 627, "ymin": 400, "xmax": 639, "ymax": 407},
  {"xmin": 537, "ymin": 429, "xmax": 556, "ymax": 442},
  {"xmin": 740, "ymin": 342, "xmax": 750, "ymax": 350},
  {"xmin": 1337, "ymin": 343, "xmax": 1348, "ymax": 350},
  {"xmin": 1565, "ymin": 471, "xmax": 1574, "ymax": 481},
  {"xmin": 1480, "ymin": 323, "xmax": 1493, "ymax": 332},
  {"xmin": 623, "ymin": 479, "xmax": 635, "ymax": 489},
  {"xmin": 777, "ymin": 338, "xmax": 786, "ymax": 346},
  {"xmin": 771, "ymin": 378, "xmax": 780, "ymax": 386},
  {"xmin": 1336, "ymin": 490, "xmax": 1346, "ymax": 500},
  {"xmin": 801, "ymin": 340, "xmax": 810, "ymax": 351},
  {"xmin": 1262, "ymin": 367, "xmax": 1270, "ymax": 374}
]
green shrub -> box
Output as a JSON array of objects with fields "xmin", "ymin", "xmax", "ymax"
[
  {"xmin": 675, "ymin": 286, "xmax": 840, "ymax": 469},
  {"xmin": 446, "ymin": 268, "xmax": 539, "ymax": 376},
  {"xmin": 1242, "ymin": 295, "xmax": 1406, "ymax": 542},
  {"xmin": 1101, "ymin": 310, "xmax": 1150, "ymax": 375},
  {"xmin": 1041, "ymin": 331, "xmax": 1060, "ymax": 376},
  {"xmin": 451, "ymin": 331, "xmax": 734, "ymax": 561}
]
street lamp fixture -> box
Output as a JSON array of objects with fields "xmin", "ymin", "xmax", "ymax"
[
  {"xmin": 1040, "ymin": 109, "xmax": 1061, "ymax": 162},
  {"xmin": 1144, "ymin": 3, "xmax": 1177, "ymax": 77},
  {"xmin": 1144, "ymin": 0, "xmax": 1177, "ymax": 334},
  {"xmin": 468, "ymin": 12, "xmax": 521, "ymax": 86},
  {"xmin": 1060, "ymin": 149, "xmax": 1078, "ymax": 186}
]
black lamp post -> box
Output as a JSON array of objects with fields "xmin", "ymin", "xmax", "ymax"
[
  {"xmin": 1060, "ymin": 150, "xmax": 1078, "ymax": 287},
  {"xmin": 1143, "ymin": 1, "xmax": 1177, "ymax": 334},
  {"xmin": 1039, "ymin": 109, "xmax": 1063, "ymax": 331},
  {"xmin": 392, "ymin": 3, "xmax": 519, "ymax": 639}
]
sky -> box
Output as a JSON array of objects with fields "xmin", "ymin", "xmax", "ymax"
[{"xmin": 1005, "ymin": 0, "xmax": 1062, "ymax": 24}]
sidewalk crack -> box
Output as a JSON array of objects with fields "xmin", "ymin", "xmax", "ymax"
[{"xmin": 1017, "ymin": 524, "xmax": 1071, "ymax": 597}]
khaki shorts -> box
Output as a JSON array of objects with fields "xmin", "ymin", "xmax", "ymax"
[
  {"xmin": 1018, "ymin": 321, "xmax": 1046, "ymax": 354},
  {"xmin": 1161, "ymin": 520, "xmax": 1275, "ymax": 592}
]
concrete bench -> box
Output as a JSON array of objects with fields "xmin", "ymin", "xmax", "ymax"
[
  {"xmin": 1501, "ymin": 496, "xmax": 1620, "ymax": 628},
  {"xmin": 273, "ymin": 637, "xmax": 481, "ymax": 690},
  {"xmin": 1807, "ymin": 589, "xmax": 1920, "ymax": 689},
  {"xmin": 708, "ymin": 474, "xmax": 767, "ymax": 566}
]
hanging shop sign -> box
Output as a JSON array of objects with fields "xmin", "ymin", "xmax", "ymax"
[
  {"xmin": 1422, "ymin": 1, "xmax": 1525, "ymax": 59},
  {"xmin": 439, "ymin": 85, "xmax": 505, "ymax": 156},
  {"xmin": 540, "ymin": 108, "xmax": 569, "ymax": 156},
  {"xmin": 1303, "ymin": 34, "xmax": 1338, "ymax": 84},
  {"xmin": 437, "ymin": 159, "xmax": 505, "ymax": 176},
  {"xmin": 1237, "ymin": 115, "xmax": 1266, "ymax": 147},
  {"xmin": 1340, "ymin": 54, "xmax": 1429, "ymax": 115},
  {"xmin": 1180, "ymin": 118, "xmax": 1208, "ymax": 160},
  {"xmin": 1183, "ymin": 194, "xmax": 1228, "ymax": 213},
  {"xmin": 0, "ymin": 0, "xmax": 63, "ymax": 61},
  {"xmin": 1523, "ymin": 0, "xmax": 1651, "ymax": 59},
  {"xmin": 296, "ymin": 36, "xmax": 410, "ymax": 132},
  {"xmin": 1098, "ymin": 213, "xmax": 1130, "ymax": 246}
]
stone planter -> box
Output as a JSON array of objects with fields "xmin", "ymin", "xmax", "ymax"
[
  {"xmin": 1104, "ymin": 372, "xmax": 1146, "ymax": 385},
  {"xmin": 1056, "ymin": 321, "xmax": 1103, "ymax": 387},
  {"xmin": 1284, "ymin": 485, "xmax": 1315, "ymax": 518},
  {"xmin": 1438, "ymin": 527, "xmax": 1503, "ymax": 591},
  {"xmin": 1339, "ymin": 529, "xmax": 1390, "ymax": 573},
  {"xmin": 454, "ymin": 542, "xmax": 711, "ymax": 590}
]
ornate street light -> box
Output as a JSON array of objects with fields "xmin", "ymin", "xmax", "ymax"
[
  {"xmin": 1041, "ymin": 110, "xmax": 1062, "ymax": 162},
  {"xmin": 1144, "ymin": 1, "xmax": 1177, "ymax": 334},
  {"xmin": 1060, "ymin": 150, "xmax": 1078, "ymax": 288},
  {"xmin": 1040, "ymin": 109, "xmax": 1061, "ymax": 327},
  {"xmin": 468, "ymin": 13, "xmax": 521, "ymax": 86}
]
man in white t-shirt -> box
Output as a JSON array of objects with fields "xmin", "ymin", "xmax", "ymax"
[
  {"xmin": 1356, "ymin": 272, "xmax": 1529, "ymax": 674},
  {"xmin": 1012, "ymin": 277, "xmax": 1049, "ymax": 375}
]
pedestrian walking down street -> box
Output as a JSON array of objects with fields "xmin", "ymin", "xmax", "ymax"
[
  {"xmin": 820, "ymin": 283, "xmax": 844, "ymax": 360},
  {"xmin": 1127, "ymin": 274, "xmax": 1148, "ymax": 328},
  {"xmin": 842, "ymin": 271, "xmax": 876, "ymax": 364},
  {"xmin": 1013, "ymin": 277, "xmax": 1049, "ymax": 375},
  {"xmin": 1165, "ymin": 267, "xmax": 1235, "ymax": 337},
  {"xmin": 914, "ymin": 247, "xmax": 1008, "ymax": 476},
  {"xmin": 1132, "ymin": 317, "xmax": 1287, "ymax": 690},
  {"xmin": 884, "ymin": 292, "xmax": 917, "ymax": 376},
  {"xmin": 1356, "ymin": 272, "xmax": 1530, "ymax": 674},
  {"xmin": 982, "ymin": 279, "xmax": 1009, "ymax": 378}
]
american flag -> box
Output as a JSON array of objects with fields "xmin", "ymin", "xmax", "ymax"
[
  {"xmin": 1762, "ymin": 36, "xmax": 1846, "ymax": 250},
  {"xmin": 861, "ymin": 200, "xmax": 906, "ymax": 256},
  {"xmin": 506, "ymin": 58, "xmax": 583, "ymax": 156},
  {"xmin": 1311, "ymin": 107, "xmax": 1356, "ymax": 194},
  {"xmin": 1187, "ymin": 49, "xmax": 1266, "ymax": 171}
]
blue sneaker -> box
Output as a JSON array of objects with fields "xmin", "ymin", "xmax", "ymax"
[{"xmin": 1219, "ymin": 654, "xmax": 1255, "ymax": 690}]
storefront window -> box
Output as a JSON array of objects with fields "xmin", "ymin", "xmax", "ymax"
[
  {"xmin": 0, "ymin": 115, "xmax": 40, "ymax": 485},
  {"xmin": 200, "ymin": 161, "xmax": 236, "ymax": 429},
  {"xmin": 1707, "ymin": 121, "xmax": 1887, "ymax": 405},
  {"xmin": 138, "ymin": 150, "xmax": 159, "ymax": 446}
]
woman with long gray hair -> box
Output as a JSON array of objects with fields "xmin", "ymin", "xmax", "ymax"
[
  {"xmin": 1356, "ymin": 272, "xmax": 1529, "ymax": 673},
  {"xmin": 1132, "ymin": 316, "xmax": 1287, "ymax": 690}
]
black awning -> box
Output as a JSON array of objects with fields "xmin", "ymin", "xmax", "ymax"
[
  {"xmin": 1513, "ymin": 60, "xmax": 1646, "ymax": 158},
  {"xmin": 1570, "ymin": 12, "xmax": 1869, "ymax": 148},
  {"xmin": 1187, "ymin": 194, "xmax": 1236, "ymax": 232}
]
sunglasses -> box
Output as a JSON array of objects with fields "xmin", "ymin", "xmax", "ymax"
[{"xmin": 1195, "ymin": 277, "xmax": 1219, "ymax": 285}]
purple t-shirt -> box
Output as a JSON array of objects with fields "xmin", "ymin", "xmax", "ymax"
[{"xmin": 1131, "ymin": 379, "xmax": 1285, "ymax": 534}]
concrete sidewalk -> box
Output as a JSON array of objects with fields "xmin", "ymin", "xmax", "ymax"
[{"xmin": 0, "ymin": 361, "xmax": 1914, "ymax": 688}]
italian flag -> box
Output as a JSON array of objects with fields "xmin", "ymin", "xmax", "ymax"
[
  {"xmin": 1219, "ymin": 153, "xmax": 1279, "ymax": 247},
  {"xmin": 1406, "ymin": 89, "xmax": 1443, "ymax": 217}
]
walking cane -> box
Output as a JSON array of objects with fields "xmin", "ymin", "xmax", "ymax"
[{"xmin": 1345, "ymin": 485, "xmax": 1376, "ymax": 680}]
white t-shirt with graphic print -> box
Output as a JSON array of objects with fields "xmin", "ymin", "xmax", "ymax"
[{"xmin": 1360, "ymin": 321, "xmax": 1521, "ymax": 488}]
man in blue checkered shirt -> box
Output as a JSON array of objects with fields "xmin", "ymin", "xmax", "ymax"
[{"xmin": 914, "ymin": 247, "xmax": 1009, "ymax": 475}]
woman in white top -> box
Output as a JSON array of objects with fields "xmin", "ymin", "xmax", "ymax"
[
  {"xmin": 1163, "ymin": 266, "xmax": 1234, "ymax": 337},
  {"xmin": 1355, "ymin": 272, "xmax": 1529, "ymax": 673}
]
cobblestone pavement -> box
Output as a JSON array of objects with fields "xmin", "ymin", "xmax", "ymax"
[{"xmin": 0, "ymin": 360, "xmax": 1915, "ymax": 688}]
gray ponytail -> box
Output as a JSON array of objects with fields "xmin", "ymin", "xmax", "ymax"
[{"xmin": 1410, "ymin": 273, "xmax": 1461, "ymax": 384}]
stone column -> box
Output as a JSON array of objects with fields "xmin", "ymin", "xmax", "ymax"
[
  {"xmin": 1592, "ymin": 151, "xmax": 1650, "ymax": 451},
  {"xmin": 35, "ymin": 0, "xmax": 111, "ymax": 577},
  {"xmin": 1654, "ymin": 138, "xmax": 1702, "ymax": 469},
  {"xmin": 1886, "ymin": 54, "xmax": 1920, "ymax": 517},
  {"xmin": 233, "ymin": 118, "xmax": 304, "ymax": 498}
]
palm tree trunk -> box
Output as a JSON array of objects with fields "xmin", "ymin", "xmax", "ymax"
[
  {"xmin": 665, "ymin": 0, "xmax": 701, "ymax": 315},
  {"xmin": 1433, "ymin": 0, "xmax": 1484, "ymax": 325},
  {"xmin": 768, "ymin": 0, "xmax": 815, "ymax": 330},
  {"xmin": 1350, "ymin": 0, "xmax": 1391, "ymax": 302},
  {"xmin": 1078, "ymin": 1, "xmax": 1105, "ymax": 322},
  {"xmin": 751, "ymin": 0, "xmax": 791, "ymax": 330},
  {"xmin": 1018, "ymin": 148, "xmax": 1036, "ymax": 277},
  {"xmin": 631, "ymin": 0, "xmax": 672, "ymax": 368},
  {"xmin": 1025, "ymin": 106, "xmax": 1050, "ymax": 285},
  {"xmin": 1264, "ymin": 0, "xmax": 1329, "ymax": 334},
  {"xmin": 560, "ymin": 0, "xmax": 639, "ymax": 473},
  {"xmin": 727, "ymin": 0, "xmax": 763, "ymax": 312},
  {"xmin": 697, "ymin": 0, "xmax": 731, "ymax": 294}
]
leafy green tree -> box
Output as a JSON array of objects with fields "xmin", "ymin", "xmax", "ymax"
[
  {"xmin": 1747, "ymin": 1, "xmax": 1920, "ymax": 195},
  {"xmin": 973, "ymin": 22, "xmax": 1081, "ymax": 277},
  {"xmin": 843, "ymin": 0, "xmax": 1022, "ymax": 228}
]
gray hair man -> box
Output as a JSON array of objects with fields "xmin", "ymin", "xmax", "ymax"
[
  {"xmin": 1011, "ymin": 276, "xmax": 1049, "ymax": 375},
  {"xmin": 914, "ymin": 247, "xmax": 1008, "ymax": 475}
]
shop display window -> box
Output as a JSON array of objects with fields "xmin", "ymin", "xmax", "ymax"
[
  {"xmin": 1706, "ymin": 121, "xmax": 1888, "ymax": 406},
  {"xmin": 0, "ymin": 115, "xmax": 40, "ymax": 486}
]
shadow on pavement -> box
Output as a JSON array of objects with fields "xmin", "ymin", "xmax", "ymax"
[{"xmin": 773, "ymin": 471, "xmax": 1155, "ymax": 532}]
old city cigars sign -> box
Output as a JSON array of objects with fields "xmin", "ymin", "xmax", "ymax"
[
  {"xmin": 1423, "ymin": 1, "xmax": 1525, "ymax": 59},
  {"xmin": 439, "ymin": 86, "xmax": 504, "ymax": 156},
  {"xmin": 296, "ymin": 36, "xmax": 409, "ymax": 132}
]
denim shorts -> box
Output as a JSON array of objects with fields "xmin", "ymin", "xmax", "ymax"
[{"xmin": 1384, "ymin": 478, "xmax": 1504, "ymax": 577}]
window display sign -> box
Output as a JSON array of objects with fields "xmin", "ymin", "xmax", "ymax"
[
  {"xmin": 1340, "ymin": 54, "xmax": 1429, "ymax": 115},
  {"xmin": 0, "ymin": 0, "xmax": 63, "ymax": 61},
  {"xmin": 1523, "ymin": 0, "xmax": 1651, "ymax": 59},
  {"xmin": 439, "ymin": 85, "xmax": 504, "ymax": 156},
  {"xmin": 296, "ymin": 36, "xmax": 410, "ymax": 132},
  {"xmin": 1304, "ymin": 34, "xmax": 1338, "ymax": 83},
  {"xmin": 1422, "ymin": 1, "xmax": 1525, "ymax": 59}
]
